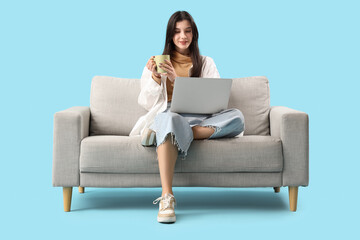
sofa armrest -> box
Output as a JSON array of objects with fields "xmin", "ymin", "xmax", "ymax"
[
  {"xmin": 270, "ymin": 106, "xmax": 309, "ymax": 187},
  {"xmin": 52, "ymin": 106, "xmax": 90, "ymax": 187}
]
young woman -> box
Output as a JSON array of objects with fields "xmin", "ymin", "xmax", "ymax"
[{"xmin": 129, "ymin": 11, "xmax": 245, "ymax": 223}]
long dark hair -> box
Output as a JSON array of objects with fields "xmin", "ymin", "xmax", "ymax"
[{"xmin": 162, "ymin": 11, "xmax": 204, "ymax": 77}]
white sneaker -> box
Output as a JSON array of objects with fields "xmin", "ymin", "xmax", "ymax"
[
  {"xmin": 141, "ymin": 128, "xmax": 156, "ymax": 146},
  {"xmin": 153, "ymin": 193, "xmax": 176, "ymax": 223}
]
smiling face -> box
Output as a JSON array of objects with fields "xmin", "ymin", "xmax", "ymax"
[{"xmin": 172, "ymin": 20, "xmax": 193, "ymax": 55}]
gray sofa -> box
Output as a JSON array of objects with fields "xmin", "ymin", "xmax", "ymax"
[{"xmin": 52, "ymin": 75, "xmax": 309, "ymax": 212}]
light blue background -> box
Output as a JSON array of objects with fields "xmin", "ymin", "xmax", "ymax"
[{"xmin": 1, "ymin": 0, "xmax": 359, "ymax": 239}]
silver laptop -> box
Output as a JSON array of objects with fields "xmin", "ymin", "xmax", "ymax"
[{"xmin": 169, "ymin": 77, "xmax": 233, "ymax": 114}]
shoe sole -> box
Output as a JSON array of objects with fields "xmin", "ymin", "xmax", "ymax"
[
  {"xmin": 141, "ymin": 130, "xmax": 156, "ymax": 146},
  {"xmin": 157, "ymin": 215, "xmax": 176, "ymax": 223}
]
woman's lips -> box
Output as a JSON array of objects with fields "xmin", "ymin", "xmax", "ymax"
[{"xmin": 180, "ymin": 41, "xmax": 187, "ymax": 45}]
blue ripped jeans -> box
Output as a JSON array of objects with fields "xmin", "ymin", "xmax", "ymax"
[{"xmin": 149, "ymin": 101, "xmax": 245, "ymax": 160}]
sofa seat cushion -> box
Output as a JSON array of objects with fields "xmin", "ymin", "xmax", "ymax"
[
  {"xmin": 80, "ymin": 135, "xmax": 283, "ymax": 174},
  {"xmin": 182, "ymin": 135, "xmax": 283, "ymax": 173},
  {"xmin": 80, "ymin": 135, "xmax": 175, "ymax": 174}
]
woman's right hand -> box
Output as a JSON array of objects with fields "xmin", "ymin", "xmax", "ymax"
[{"xmin": 146, "ymin": 56, "xmax": 161, "ymax": 78}]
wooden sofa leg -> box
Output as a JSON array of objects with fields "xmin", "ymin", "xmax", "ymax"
[
  {"xmin": 63, "ymin": 187, "xmax": 73, "ymax": 212},
  {"xmin": 288, "ymin": 186, "xmax": 298, "ymax": 212},
  {"xmin": 79, "ymin": 187, "xmax": 85, "ymax": 193},
  {"xmin": 274, "ymin": 187, "xmax": 280, "ymax": 193}
]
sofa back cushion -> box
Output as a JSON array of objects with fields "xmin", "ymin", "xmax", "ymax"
[
  {"xmin": 89, "ymin": 75, "xmax": 270, "ymax": 136},
  {"xmin": 228, "ymin": 76, "xmax": 270, "ymax": 135},
  {"xmin": 90, "ymin": 76, "xmax": 146, "ymax": 136}
]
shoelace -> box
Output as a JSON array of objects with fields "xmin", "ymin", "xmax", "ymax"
[{"xmin": 153, "ymin": 194, "xmax": 177, "ymax": 210}]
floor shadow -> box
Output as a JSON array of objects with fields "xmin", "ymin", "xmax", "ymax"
[{"xmin": 71, "ymin": 188, "xmax": 288, "ymax": 212}]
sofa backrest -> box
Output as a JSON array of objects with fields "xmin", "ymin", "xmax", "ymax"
[{"xmin": 89, "ymin": 76, "xmax": 270, "ymax": 136}]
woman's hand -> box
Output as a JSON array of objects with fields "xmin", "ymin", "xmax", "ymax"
[
  {"xmin": 159, "ymin": 59, "xmax": 178, "ymax": 82},
  {"xmin": 146, "ymin": 56, "xmax": 161, "ymax": 78}
]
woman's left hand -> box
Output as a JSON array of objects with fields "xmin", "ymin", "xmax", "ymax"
[{"xmin": 159, "ymin": 59, "xmax": 177, "ymax": 82}]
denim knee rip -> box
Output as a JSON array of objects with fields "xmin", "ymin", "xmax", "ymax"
[
  {"xmin": 202, "ymin": 125, "xmax": 222, "ymax": 139},
  {"xmin": 156, "ymin": 132, "xmax": 189, "ymax": 160}
]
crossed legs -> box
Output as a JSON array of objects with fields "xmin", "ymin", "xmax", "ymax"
[{"xmin": 157, "ymin": 126, "xmax": 215, "ymax": 197}]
